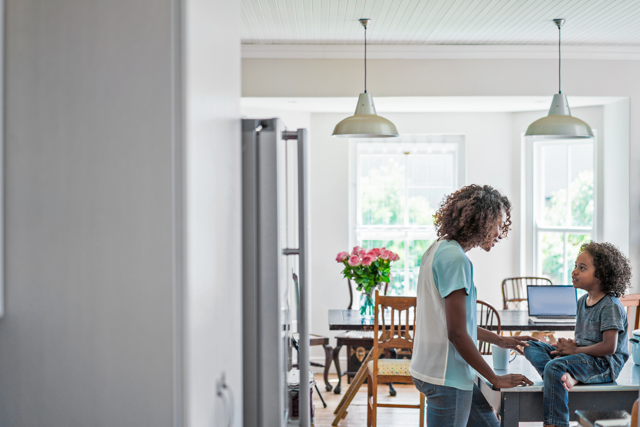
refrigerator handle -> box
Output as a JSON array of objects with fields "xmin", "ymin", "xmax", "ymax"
[{"xmin": 282, "ymin": 129, "xmax": 310, "ymax": 427}]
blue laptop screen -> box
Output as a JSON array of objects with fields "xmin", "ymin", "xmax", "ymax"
[{"xmin": 527, "ymin": 286, "xmax": 577, "ymax": 316}]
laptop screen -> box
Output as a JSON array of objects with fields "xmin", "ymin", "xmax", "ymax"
[{"xmin": 527, "ymin": 285, "xmax": 577, "ymax": 316}]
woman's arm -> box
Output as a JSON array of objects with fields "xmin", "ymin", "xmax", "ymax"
[
  {"xmin": 445, "ymin": 289, "xmax": 533, "ymax": 388},
  {"xmin": 552, "ymin": 329, "xmax": 618, "ymax": 357},
  {"xmin": 477, "ymin": 328, "xmax": 537, "ymax": 354}
]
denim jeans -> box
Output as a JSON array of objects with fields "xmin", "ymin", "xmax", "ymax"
[
  {"xmin": 523, "ymin": 341, "xmax": 612, "ymax": 427},
  {"xmin": 412, "ymin": 377, "xmax": 499, "ymax": 427}
]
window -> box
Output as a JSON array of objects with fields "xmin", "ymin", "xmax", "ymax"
[
  {"xmin": 533, "ymin": 139, "xmax": 595, "ymax": 285},
  {"xmin": 350, "ymin": 135, "xmax": 465, "ymax": 296}
]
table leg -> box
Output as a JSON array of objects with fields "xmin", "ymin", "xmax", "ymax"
[
  {"xmin": 323, "ymin": 344, "xmax": 333, "ymax": 391},
  {"xmin": 501, "ymin": 393, "xmax": 520, "ymax": 427},
  {"xmin": 332, "ymin": 345, "xmax": 343, "ymax": 394},
  {"xmin": 332, "ymin": 349, "xmax": 379, "ymax": 426}
]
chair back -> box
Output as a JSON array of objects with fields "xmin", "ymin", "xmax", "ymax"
[
  {"xmin": 502, "ymin": 277, "xmax": 552, "ymax": 310},
  {"xmin": 373, "ymin": 291, "xmax": 416, "ymax": 355},
  {"xmin": 477, "ymin": 300, "xmax": 501, "ymax": 354},
  {"xmin": 346, "ymin": 278, "xmax": 390, "ymax": 310},
  {"xmin": 620, "ymin": 293, "xmax": 640, "ymax": 331}
]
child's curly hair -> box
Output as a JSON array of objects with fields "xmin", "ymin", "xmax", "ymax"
[
  {"xmin": 433, "ymin": 184, "xmax": 511, "ymax": 249},
  {"xmin": 579, "ymin": 242, "xmax": 632, "ymax": 298}
]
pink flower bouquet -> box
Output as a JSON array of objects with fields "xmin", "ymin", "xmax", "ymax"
[{"xmin": 335, "ymin": 246, "xmax": 400, "ymax": 316}]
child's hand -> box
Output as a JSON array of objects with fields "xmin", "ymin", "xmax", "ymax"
[
  {"xmin": 551, "ymin": 337, "xmax": 578, "ymax": 356},
  {"xmin": 497, "ymin": 335, "xmax": 539, "ymax": 355}
]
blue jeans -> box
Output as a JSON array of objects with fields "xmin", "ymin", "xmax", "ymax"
[
  {"xmin": 412, "ymin": 377, "xmax": 499, "ymax": 427},
  {"xmin": 523, "ymin": 341, "xmax": 612, "ymax": 427}
]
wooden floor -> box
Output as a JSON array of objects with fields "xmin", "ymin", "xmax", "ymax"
[
  {"xmin": 313, "ymin": 375, "xmax": 423, "ymax": 427},
  {"xmin": 312, "ymin": 375, "xmax": 576, "ymax": 426}
]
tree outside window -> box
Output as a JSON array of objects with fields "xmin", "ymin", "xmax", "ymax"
[
  {"xmin": 353, "ymin": 136, "xmax": 464, "ymax": 296},
  {"xmin": 534, "ymin": 141, "xmax": 594, "ymax": 285}
]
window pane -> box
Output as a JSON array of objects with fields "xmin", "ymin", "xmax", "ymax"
[
  {"xmin": 407, "ymin": 240, "xmax": 434, "ymax": 295},
  {"xmin": 360, "ymin": 239, "xmax": 405, "ymax": 295},
  {"xmin": 541, "ymin": 145, "xmax": 568, "ymax": 227},
  {"xmin": 360, "ymin": 155, "xmax": 405, "ymax": 226},
  {"xmin": 539, "ymin": 232, "xmax": 564, "ymax": 284},
  {"xmin": 566, "ymin": 234, "xmax": 592, "ymax": 285},
  {"xmin": 407, "ymin": 153, "xmax": 454, "ymax": 225},
  {"xmin": 569, "ymin": 145, "xmax": 594, "ymax": 227}
]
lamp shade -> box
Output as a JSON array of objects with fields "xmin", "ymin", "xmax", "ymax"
[
  {"xmin": 332, "ymin": 93, "xmax": 398, "ymax": 138},
  {"xmin": 525, "ymin": 94, "xmax": 594, "ymax": 139}
]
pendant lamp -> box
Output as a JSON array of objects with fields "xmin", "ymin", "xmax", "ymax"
[
  {"xmin": 332, "ymin": 19, "xmax": 399, "ymax": 138},
  {"xmin": 525, "ymin": 19, "xmax": 593, "ymax": 139}
]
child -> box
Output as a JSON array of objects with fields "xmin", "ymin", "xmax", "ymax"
[{"xmin": 524, "ymin": 242, "xmax": 632, "ymax": 427}]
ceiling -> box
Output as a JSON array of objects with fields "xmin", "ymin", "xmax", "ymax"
[
  {"xmin": 241, "ymin": 0, "xmax": 640, "ymax": 46},
  {"xmin": 241, "ymin": 96, "xmax": 626, "ymax": 113}
]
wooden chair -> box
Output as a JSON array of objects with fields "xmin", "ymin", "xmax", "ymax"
[
  {"xmin": 332, "ymin": 279, "xmax": 394, "ymax": 395},
  {"xmin": 477, "ymin": 300, "xmax": 501, "ymax": 354},
  {"xmin": 620, "ymin": 293, "xmax": 640, "ymax": 331},
  {"xmin": 502, "ymin": 277, "xmax": 556, "ymax": 343},
  {"xmin": 366, "ymin": 291, "xmax": 424, "ymax": 427}
]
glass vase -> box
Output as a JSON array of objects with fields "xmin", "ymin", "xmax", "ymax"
[{"xmin": 359, "ymin": 289, "xmax": 376, "ymax": 323}]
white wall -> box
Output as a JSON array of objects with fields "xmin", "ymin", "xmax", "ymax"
[
  {"xmin": 603, "ymin": 99, "xmax": 631, "ymax": 255},
  {"xmin": 241, "ymin": 107, "xmax": 311, "ymax": 133},
  {"xmin": 0, "ymin": 0, "xmax": 176, "ymax": 425},
  {"xmin": 184, "ymin": 0, "xmax": 242, "ymax": 426},
  {"xmin": 242, "ymin": 58, "xmax": 640, "ymax": 291},
  {"xmin": 0, "ymin": 0, "xmax": 243, "ymax": 426}
]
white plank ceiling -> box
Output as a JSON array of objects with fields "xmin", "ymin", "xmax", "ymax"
[{"xmin": 241, "ymin": 0, "xmax": 640, "ymax": 46}]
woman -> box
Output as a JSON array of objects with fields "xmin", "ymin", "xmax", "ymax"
[{"xmin": 409, "ymin": 184, "xmax": 534, "ymax": 427}]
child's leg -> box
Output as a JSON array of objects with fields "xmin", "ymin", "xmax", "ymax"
[
  {"xmin": 541, "ymin": 354, "xmax": 610, "ymax": 427},
  {"xmin": 522, "ymin": 340, "xmax": 556, "ymax": 377}
]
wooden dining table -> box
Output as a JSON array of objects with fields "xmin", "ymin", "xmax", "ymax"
[
  {"xmin": 328, "ymin": 309, "xmax": 576, "ymax": 426},
  {"xmin": 328, "ymin": 308, "xmax": 576, "ymax": 332}
]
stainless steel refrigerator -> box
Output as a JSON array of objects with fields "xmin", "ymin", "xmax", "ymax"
[{"xmin": 242, "ymin": 118, "xmax": 311, "ymax": 427}]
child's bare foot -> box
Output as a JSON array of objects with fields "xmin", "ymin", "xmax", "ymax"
[{"xmin": 561, "ymin": 373, "xmax": 578, "ymax": 391}]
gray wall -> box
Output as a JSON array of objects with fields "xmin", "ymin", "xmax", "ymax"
[{"xmin": 0, "ymin": 0, "xmax": 241, "ymax": 425}]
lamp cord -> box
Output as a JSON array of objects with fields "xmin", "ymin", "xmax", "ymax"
[
  {"xmin": 364, "ymin": 25, "xmax": 367, "ymax": 93},
  {"xmin": 558, "ymin": 25, "xmax": 561, "ymax": 94}
]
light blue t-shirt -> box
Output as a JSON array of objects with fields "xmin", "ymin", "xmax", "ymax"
[{"xmin": 410, "ymin": 239, "xmax": 477, "ymax": 391}]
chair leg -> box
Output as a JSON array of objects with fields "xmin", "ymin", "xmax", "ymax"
[
  {"xmin": 322, "ymin": 344, "xmax": 333, "ymax": 391},
  {"xmin": 367, "ymin": 372, "xmax": 373, "ymax": 427},
  {"xmin": 545, "ymin": 332, "xmax": 557, "ymax": 345},
  {"xmin": 371, "ymin": 373, "xmax": 377, "ymax": 427},
  {"xmin": 332, "ymin": 345, "xmax": 343, "ymax": 394},
  {"xmin": 315, "ymin": 383, "xmax": 327, "ymax": 408},
  {"xmin": 388, "ymin": 383, "xmax": 397, "ymax": 396},
  {"xmin": 419, "ymin": 392, "xmax": 425, "ymax": 427}
]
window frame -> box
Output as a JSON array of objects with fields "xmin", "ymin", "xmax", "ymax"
[
  {"xmin": 348, "ymin": 135, "xmax": 466, "ymax": 296},
  {"xmin": 524, "ymin": 133, "xmax": 599, "ymax": 284}
]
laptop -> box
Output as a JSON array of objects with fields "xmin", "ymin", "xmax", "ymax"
[{"xmin": 527, "ymin": 285, "xmax": 577, "ymax": 324}]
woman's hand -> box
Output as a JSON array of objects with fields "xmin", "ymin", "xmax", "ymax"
[
  {"xmin": 551, "ymin": 337, "xmax": 578, "ymax": 356},
  {"xmin": 492, "ymin": 374, "xmax": 534, "ymax": 389},
  {"xmin": 497, "ymin": 335, "xmax": 539, "ymax": 355}
]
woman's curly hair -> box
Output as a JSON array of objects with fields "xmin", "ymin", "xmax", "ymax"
[
  {"xmin": 579, "ymin": 242, "xmax": 632, "ymax": 298},
  {"xmin": 433, "ymin": 184, "xmax": 512, "ymax": 249}
]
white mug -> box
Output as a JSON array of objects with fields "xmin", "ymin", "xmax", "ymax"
[{"xmin": 491, "ymin": 345, "xmax": 516, "ymax": 370}]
